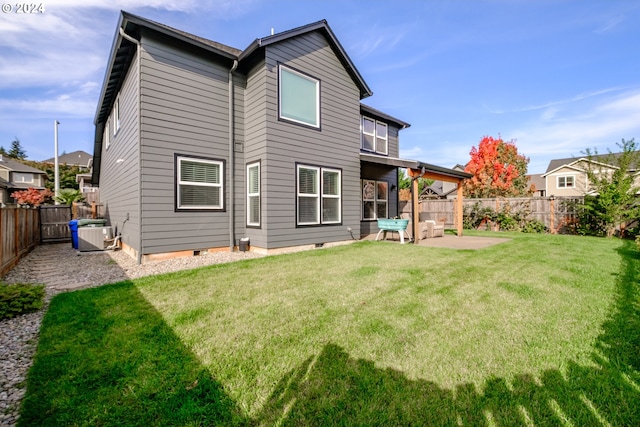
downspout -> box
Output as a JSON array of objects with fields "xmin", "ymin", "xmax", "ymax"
[
  {"xmin": 228, "ymin": 59, "xmax": 238, "ymax": 251},
  {"xmin": 119, "ymin": 27, "xmax": 144, "ymax": 264}
]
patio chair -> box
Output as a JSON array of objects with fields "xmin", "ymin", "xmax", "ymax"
[{"xmin": 421, "ymin": 219, "xmax": 445, "ymax": 239}]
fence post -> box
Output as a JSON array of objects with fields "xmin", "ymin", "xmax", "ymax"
[{"xmin": 549, "ymin": 197, "xmax": 555, "ymax": 234}]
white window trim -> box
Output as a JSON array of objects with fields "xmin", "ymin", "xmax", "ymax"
[
  {"xmin": 279, "ymin": 65, "xmax": 320, "ymax": 128},
  {"xmin": 557, "ymin": 175, "xmax": 575, "ymax": 189},
  {"xmin": 297, "ymin": 164, "xmax": 342, "ymax": 226},
  {"xmin": 247, "ymin": 162, "xmax": 260, "ymax": 227},
  {"xmin": 113, "ymin": 96, "xmax": 121, "ymax": 134},
  {"xmin": 321, "ymin": 168, "xmax": 342, "ymax": 224},
  {"xmin": 176, "ymin": 156, "xmax": 224, "ymax": 210},
  {"xmin": 104, "ymin": 119, "xmax": 110, "ymax": 150},
  {"xmin": 297, "ymin": 165, "xmax": 320, "ymax": 225},
  {"xmin": 361, "ymin": 116, "xmax": 388, "ymax": 155},
  {"xmin": 13, "ymin": 173, "xmax": 34, "ymax": 183}
]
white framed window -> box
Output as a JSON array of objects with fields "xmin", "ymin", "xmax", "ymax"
[
  {"xmin": 297, "ymin": 164, "xmax": 341, "ymax": 226},
  {"xmin": 361, "ymin": 116, "xmax": 388, "ymax": 155},
  {"xmin": 362, "ymin": 179, "xmax": 388, "ymax": 220},
  {"xmin": 176, "ymin": 155, "xmax": 224, "ymax": 210},
  {"xmin": 104, "ymin": 119, "xmax": 110, "ymax": 150},
  {"xmin": 113, "ymin": 97, "xmax": 120, "ymax": 134},
  {"xmin": 557, "ymin": 175, "xmax": 575, "ymax": 188},
  {"xmin": 279, "ymin": 65, "xmax": 320, "ymax": 128},
  {"xmin": 247, "ymin": 162, "xmax": 260, "ymax": 227},
  {"xmin": 13, "ymin": 173, "xmax": 34, "ymax": 183}
]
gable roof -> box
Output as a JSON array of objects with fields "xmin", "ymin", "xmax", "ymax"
[
  {"xmin": 239, "ymin": 20, "xmax": 372, "ymax": 99},
  {"xmin": 360, "ymin": 104, "xmax": 410, "ymax": 129},
  {"xmin": 42, "ymin": 150, "xmax": 92, "ymax": 167},
  {"xmin": 545, "ymin": 152, "xmax": 637, "ymax": 174},
  {"xmin": 95, "ymin": 12, "xmax": 371, "ymax": 127},
  {"xmin": 93, "ymin": 12, "xmax": 385, "ymax": 185},
  {"xmin": 0, "ymin": 156, "xmax": 46, "ymax": 174}
]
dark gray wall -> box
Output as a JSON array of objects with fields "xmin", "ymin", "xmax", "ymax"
[
  {"xmin": 100, "ymin": 51, "xmax": 141, "ymax": 253},
  {"xmin": 359, "ymin": 162, "xmax": 399, "ymax": 236},
  {"xmin": 138, "ymin": 31, "xmax": 232, "ymax": 254},
  {"xmin": 255, "ymin": 31, "xmax": 362, "ymax": 248}
]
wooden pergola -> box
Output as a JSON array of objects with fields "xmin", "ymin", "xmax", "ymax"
[
  {"xmin": 407, "ymin": 166, "xmax": 471, "ymax": 242},
  {"xmin": 360, "ymin": 153, "xmax": 472, "ymax": 243}
]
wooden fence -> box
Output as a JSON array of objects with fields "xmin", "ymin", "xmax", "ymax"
[
  {"xmin": 400, "ymin": 197, "xmax": 583, "ymax": 233},
  {"xmin": 40, "ymin": 205, "xmax": 72, "ymax": 243},
  {"xmin": 0, "ymin": 207, "xmax": 40, "ymax": 277}
]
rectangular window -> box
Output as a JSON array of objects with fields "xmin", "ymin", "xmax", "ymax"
[
  {"xmin": 557, "ymin": 175, "xmax": 575, "ymax": 188},
  {"xmin": 247, "ymin": 162, "xmax": 260, "ymax": 227},
  {"xmin": 297, "ymin": 164, "xmax": 341, "ymax": 225},
  {"xmin": 13, "ymin": 173, "xmax": 33, "ymax": 183},
  {"xmin": 104, "ymin": 120, "xmax": 110, "ymax": 149},
  {"xmin": 361, "ymin": 116, "xmax": 388, "ymax": 155},
  {"xmin": 362, "ymin": 179, "xmax": 389, "ymax": 220},
  {"xmin": 113, "ymin": 97, "xmax": 120, "ymax": 134},
  {"xmin": 176, "ymin": 156, "xmax": 224, "ymax": 210},
  {"xmin": 279, "ymin": 65, "xmax": 320, "ymax": 128}
]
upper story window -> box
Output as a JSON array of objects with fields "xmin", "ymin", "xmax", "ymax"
[
  {"xmin": 361, "ymin": 116, "xmax": 388, "ymax": 155},
  {"xmin": 557, "ymin": 175, "xmax": 575, "ymax": 188},
  {"xmin": 12, "ymin": 172, "xmax": 34, "ymax": 183},
  {"xmin": 279, "ymin": 65, "xmax": 320, "ymax": 129},
  {"xmin": 297, "ymin": 164, "xmax": 341, "ymax": 226},
  {"xmin": 113, "ymin": 97, "xmax": 121, "ymax": 135},
  {"xmin": 104, "ymin": 119, "xmax": 111, "ymax": 150},
  {"xmin": 176, "ymin": 155, "xmax": 224, "ymax": 210}
]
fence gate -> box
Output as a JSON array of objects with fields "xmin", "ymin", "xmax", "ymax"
[{"xmin": 40, "ymin": 205, "xmax": 71, "ymax": 243}]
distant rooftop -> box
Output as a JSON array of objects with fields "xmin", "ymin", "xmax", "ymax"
[{"xmin": 42, "ymin": 150, "xmax": 92, "ymax": 167}]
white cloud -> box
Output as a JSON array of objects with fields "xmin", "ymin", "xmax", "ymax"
[{"xmin": 511, "ymin": 90, "xmax": 640, "ymax": 164}]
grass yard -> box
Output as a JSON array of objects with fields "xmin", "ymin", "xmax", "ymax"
[{"xmin": 18, "ymin": 232, "xmax": 640, "ymax": 426}]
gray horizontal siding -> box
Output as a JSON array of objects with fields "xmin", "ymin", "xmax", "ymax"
[
  {"xmin": 139, "ymin": 32, "xmax": 233, "ymax": 255},
  {"xmin": 100, "ymin": 51, "xmax": 141, "ymax": 253},
  {"xmin": 257, "ymin": 31, "xmax": 362, "ymax": 249}
]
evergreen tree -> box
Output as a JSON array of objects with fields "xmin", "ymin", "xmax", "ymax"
[{"xmin": 8, "ymin": 138, "xmax": 27, "ymax": 160}]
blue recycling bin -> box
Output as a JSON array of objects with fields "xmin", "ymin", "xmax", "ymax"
[{"xmin": 69, "ymin": 220, "xmax": 79, "ymax": 249}]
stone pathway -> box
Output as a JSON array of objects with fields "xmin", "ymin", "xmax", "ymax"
[{"xmin": 0, "ymin": 243, "xmax": 264, "ymax": 426}]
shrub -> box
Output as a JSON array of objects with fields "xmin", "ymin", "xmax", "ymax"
[{"xmin": 0, "ymin": 282, "xmax": 45, "ymax": 321}]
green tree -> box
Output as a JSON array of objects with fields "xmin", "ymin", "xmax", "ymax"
[
  {"xmin": 581, "ymin": 138, "xmax": 640, "ymax": 237},
  {"xmin": 398, "ymin": 169, "xmax": 411, "ymax": 190},
  {"xmin": 54, "ymin": 188, "xmax": 85, "ymax": 205},
  {"xmin": 0, "ymin": 146, "xmax": 7, "ymax": 156},
  {"xmin": 8, "ymin": 138, "xmax": 27, "ymax": 160}
]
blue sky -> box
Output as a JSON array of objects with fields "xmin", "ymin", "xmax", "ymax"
[{"xmin": 1, "ymin": 0, "xmax": 639, "ymax": 173}]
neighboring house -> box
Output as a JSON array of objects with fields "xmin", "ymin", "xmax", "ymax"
[
  {"xmin": 92, "ymin": 12, "xmax": 470, "ymax": 262},
  {"xmin": 527, "ymin": 173, "xmax": 546, "ymax": 197},
  {"xmin": 422, "ymin": 164, "xmax": 466, "ymax": 199},
  {"xmin": 0, "ymin": 155, "xmax": 47, "ymax": 205},
  {"xmin": 42, "ymin": 150, "xmax": 93, "ymax": 168},
  {"xmin": 541, "ymin": 153, "xmax": 635, "ymax": 197}
]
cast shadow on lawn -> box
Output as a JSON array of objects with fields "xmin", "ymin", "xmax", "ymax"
[
  {"xmin": 18, "ymin": 280, "xmax": 248, "ymax": 426},
  {"xmin": 19, "ymin": 241, "xmax": 640, "ymax": 426},
  {"xmin": 255, "ymin": 241, "xmax": 640, "ymax": 426}
]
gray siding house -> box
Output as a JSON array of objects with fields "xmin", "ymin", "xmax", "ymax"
[
  {"xmin": 0, "ymin": 155, "xmax": 47, "ymax": 205},
  {"xmin": 93, "ymin": 12, "xmax": 467, "ymax": 262}
]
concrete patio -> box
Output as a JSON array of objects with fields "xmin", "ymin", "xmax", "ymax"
[{"xmin": 363, "ymin": 232, "xmax": 510, "ymax": 250}]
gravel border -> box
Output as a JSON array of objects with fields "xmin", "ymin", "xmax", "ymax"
[{"xmin": 0, "ymin": 244, "xmax": 266, "ymax": 426}]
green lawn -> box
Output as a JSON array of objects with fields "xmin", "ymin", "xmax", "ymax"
[{"xmin": 19, "ymin": 232, "xmax": 640, "ymax": 426}]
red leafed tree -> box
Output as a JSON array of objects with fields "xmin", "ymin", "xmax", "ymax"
[
  {"xmin": 463, "ymin": 136, "xmax": 532, "ymax": 198},
  {"xmin": 10, "ymin": 188, "xmax": 53, "ymax": 207}
]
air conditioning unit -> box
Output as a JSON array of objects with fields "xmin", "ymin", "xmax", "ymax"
[{"xmin": 78, "ymin": 226, "xmax": 113, "ymax": 252}]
